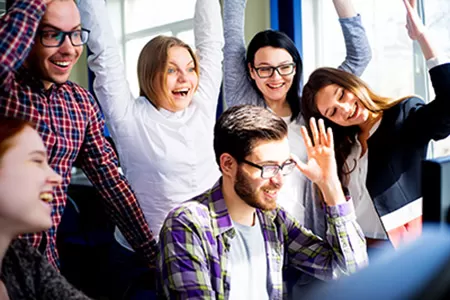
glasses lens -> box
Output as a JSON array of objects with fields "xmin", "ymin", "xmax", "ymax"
[
  {"xmin": 41, "ymin": 31, "xmax": 64, "ymax": 47},
  {"xmin": 71, "ymin": 30, "xmax": 89, "ymax": 46},
  {"xmin": 256, "ymin": 67, "xmax": 274, "ymax": 78},
  {"xmin": 277, "ymin": 64, "xmax": 294, "ymax": 75},
  {"xmin": 281, "ymin": 161, "xmax": 296, "ymax": 175},
  {"xmin": 261, "ymin": 165, "xmax": 279, "ymax": 179}
]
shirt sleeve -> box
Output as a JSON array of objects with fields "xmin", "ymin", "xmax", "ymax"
[
  {"xmin": 193, "ymin": 0, "xmax": 224, "ymax": 114},
  {"xmin": 0, "ymin": 0, "xmax": 45, "ymax": 88},
  {"xmin": 285, "ymin": 200, "xmax": 368, "ymax": 281},
  {"xmin": 426, "ymin": 56, "xmax": 450, "ymax": 71},
  {"xmin": 78, "ymin": 92, "xmax": 158, "ymax": 265},
  {"xmin": 337, "ymin": 14, "xmax": 372, "ymax": 76},
  {"xmin": 223, "ymin": 0, "xmax": 262, "ymax": 107},
  {"xmin": 397, "ymin": 63, "xmax": 450, "ymax": 145},
  {"xmin": 78, "ymin": 0, "xmax": 134, "ymax": 124},
  {"xmin": 159, "ymin": 208, "xmax": 216, "ymax": 299}
]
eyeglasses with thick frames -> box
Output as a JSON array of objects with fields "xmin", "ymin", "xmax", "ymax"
[
  {"xmin": 37, "ymin": 28, "xmax": 90, "ymax": 48},
  {"xmin": 252, "ymin": 63, "xmax": 296, "ymax": 79},
  {"xmin": 242, "ymin": 159, "xmax": 296, "ymax": 179}
]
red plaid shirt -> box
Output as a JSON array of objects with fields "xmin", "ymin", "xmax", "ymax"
[{"xmin": 0, "ymin": 0, "xmax": 157, "ymax": 268}]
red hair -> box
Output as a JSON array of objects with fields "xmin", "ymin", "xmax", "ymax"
[{"xmin": 0, "ymin": 117, "xmax": 34, "ymax": 161}]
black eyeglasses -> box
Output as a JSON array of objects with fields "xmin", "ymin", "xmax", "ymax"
[
  {"xmin": 37, "ymin": 28, "xmax": 90, "ymax": 47},
  {"xmin": 242, "ymin": 159, "xmax": 296, "ymax": 179},
  {"xmin": 253, "ymin": 63, "xmax": 296, "ymax": 79}
]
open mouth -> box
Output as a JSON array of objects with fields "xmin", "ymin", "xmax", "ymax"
[
  {"xmin": 39, "ymin": 192, "xmax": 53, "ymax": 203},
  {"xmin": 51, "ymin": 60, "xmax": 71, "ymax": 69},
  {"xmin": 348, "ymin": 102, "xmax": 358, "ymax": 119},
  {"xmin": 172, "ymin": 88, "xmax": 190, "ymax": 97},
  {"xmin": 262, "ymin": 188, "xmax": 278, "ymax": 198},
  {"xmin": 267, "ymin": 83, "xmax": 285, "ymax": 90}
]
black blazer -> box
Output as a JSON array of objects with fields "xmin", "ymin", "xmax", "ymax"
[{"xmin": 367, "ymin": 63, "xmax": 450, "ymax": 220}]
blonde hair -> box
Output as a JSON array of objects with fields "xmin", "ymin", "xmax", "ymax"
[{"xmin": 137, "ymin": 36, "xmax": 199, "ymax": 109}]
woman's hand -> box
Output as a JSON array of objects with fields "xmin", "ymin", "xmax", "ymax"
[
  {"xmin": 402, "ymin": 0, "xmax": 437, "ymax": 60},
  {"xmin": 403, "ymin": 0, "xmax": 425, "ymax": 41}
]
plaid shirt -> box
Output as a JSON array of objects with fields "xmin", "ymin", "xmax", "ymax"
[
  {"xmin": 159, "ymin": 180, "xmax": 368, "ymax": 299},
  {"xmin": 0, "ymin": 0, "xmax": 157, "ymax": 268}
]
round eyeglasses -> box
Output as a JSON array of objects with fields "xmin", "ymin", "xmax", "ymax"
[
  {"xmin": 38, "ymin": 28, "xmax": 90, "ymax": 48},
  {"xmin": 242, "ymin": 159, "xmax": 297, "ymax": 179},
  {"xmin": 252, "ymin": 63, "xmax": 295, "ymax": 79}
]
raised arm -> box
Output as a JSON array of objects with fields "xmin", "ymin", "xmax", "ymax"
[
  {"xmin": 403, "ymin": 0, "xmax": 437, "ymax": 63},
  {"xmin": 395, "ymin": 0, "xmax": 450, "ymax": 145},
  {"xmin": 289, "ymin": 118, "xmax": 368, "ymax": 279},
  {"xmin": 78, "ymin": 0, "xmax": 134, "ymax": 123},
  {"xmin": 223, "ymin": 0, "xmax": 261, "ymax": 107},
  {"xmin": 79, "ymin": 92, "xmax": 158, "ymax": 265},
  {"xmin": 0, "ymin": 0, "xmax": 45, "ymax": 89},
  {"xmin": 194, "ymin": 0, "xmax": 224, "ymax": 113},
  {"xmin": 334, "ymin": 0, "xmax": 372, "ymax": 76},
  {"xmin": 159, "ymin": 210, "xmax": 215, "ymax": 299}
]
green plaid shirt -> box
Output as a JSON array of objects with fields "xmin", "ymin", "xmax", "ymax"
[{"xmin": 159, "ymin": 180, "xmax": 368, "ymax": 299}]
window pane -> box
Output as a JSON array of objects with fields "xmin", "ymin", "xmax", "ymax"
[
  {"xmin": 125, "ymin": 0, "xmax": 196, "ymax": 34},
  {"xmin": 176, "ymin": 30, "xmax": 195, "ymax": 49},
  {"xmin": 313, "ymin": 0, "xmax": 415, "ymax": 98}
]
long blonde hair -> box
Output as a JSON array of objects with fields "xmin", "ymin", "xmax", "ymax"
[
  {"xmin": 301, "ymin": 67, "xmax": 414, "ymax": 186},
  {"xmin": 137, "ymin": 36, "xmax": 200, "ymax": 109}
]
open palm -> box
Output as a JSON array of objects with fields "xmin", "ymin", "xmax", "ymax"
[
  {"xmin": 403, "ymin": 0, "xmax": 425, "ymax": 41},
  {"xmin": 294, "ymin": 118, "xmax": 338, "ymax": 187}
]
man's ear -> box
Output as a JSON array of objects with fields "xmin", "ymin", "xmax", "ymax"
[{"xmin": 220, "ymin": 153, "xmax": 236, "ymax": 177}]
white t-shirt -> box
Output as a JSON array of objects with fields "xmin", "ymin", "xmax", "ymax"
[{"xmin": 228, "ymin": 217, "xmax": 269, "ymax": 300}]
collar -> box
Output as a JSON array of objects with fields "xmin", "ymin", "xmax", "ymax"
[
  {"xmin": 207, "ymin": 179, "xmax": 234, "ymax": 237},
  {"xmin": 158, "ymin": 106, "xmax": 187, "ymax": 119},
  {"xmin": 207, "ymin": 179, "xmax": 278, "ymax": 237}
]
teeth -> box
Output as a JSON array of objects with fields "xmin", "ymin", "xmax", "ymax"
[
  {"xmin": 53, "ymin": 61, "xmax": 70, "ymax": 67},
  {"xmin": 173, "ymin": 88, "xmax": 189, "ymax": 93},
  {"xmin": 40, "ymin": 193, "xmax": 53, "ymax": 203},
  {"xmin": 263, "ymin": 189, "xmax": 277, "ymax": 195},
  {"xmin": 349, "ymin": 103, "xmax": 357, "ymax": 118},
  {"xmin": 268, "ymin": 83, "xmax": 283, "ymax": 89}
]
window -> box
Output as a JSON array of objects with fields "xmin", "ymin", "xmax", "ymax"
[
  {"xmin": 424, "ymin": 0, "xmax": 450, "ymax": 157},
  {"xmin": 106, "ymin": 0, "xmax": 196, "ymax": 97}
]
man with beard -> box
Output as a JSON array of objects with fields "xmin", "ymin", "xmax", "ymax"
[{"xmin": 158, "ymin": 105, "xmax": 368, "ymax": 299}]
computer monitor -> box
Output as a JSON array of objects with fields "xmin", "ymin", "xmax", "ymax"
[{"xmin": 422, "ymin": 155, "xmax": 450, "ymax": 225}]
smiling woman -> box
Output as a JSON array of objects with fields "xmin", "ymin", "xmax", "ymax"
[
  {"xmin": 0, "ymin": 117, "xmax": 89, "ymax": 299},
  {"xmin": 78, "ymin": 0, "xmax": 223, "ymax": 297},
  {"xmin": 301, "ymin": 0, "xmax": 450, "ymax": 251}
]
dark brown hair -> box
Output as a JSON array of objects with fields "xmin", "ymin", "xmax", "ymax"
[{"xmin": 214, "ymin": 105, "xmax": 288, "ymax": 169}]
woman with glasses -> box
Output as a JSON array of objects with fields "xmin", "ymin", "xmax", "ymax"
[
  {"xmin": 78, "ymin": 0, "xmax": 223, "ymax": 298},
  {"xmin": 223, "ymin": 0, "xmax": 371, "ymax": 295},
  {"xmin": 223, "ymin": 0, "xmax": 371, "ymax": 243},
  {"xmin": 0, "ymin": 117, "xmax": 89, "ymax": 299},
  {"xmin": 301, "ymin": 0, "xmax": 450, "ymax": 251}
]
